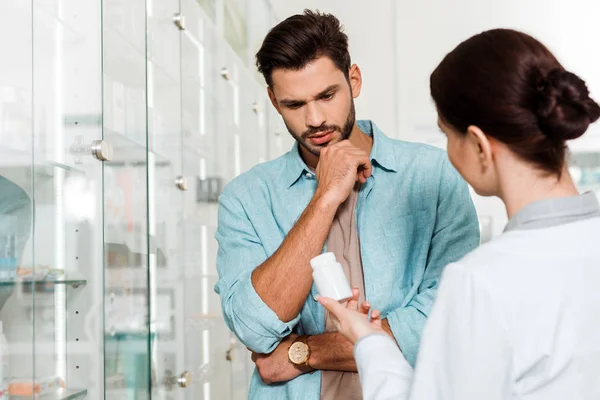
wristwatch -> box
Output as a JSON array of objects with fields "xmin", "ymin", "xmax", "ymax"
[{"xmin": 288, "ymin": 335, "xmax": 312, "ymax": 369}]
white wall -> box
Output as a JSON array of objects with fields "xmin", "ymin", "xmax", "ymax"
[
  {"xmin": 392, "ymin": 0, "xmax": 600, "ymax": 235},
  {"xmin": 270, "ymin": 0, "xmax": 600, "ymax": 237},
  {"xmin": 393, "ymin": 0, "xmax": 600, "ymax": 146}
]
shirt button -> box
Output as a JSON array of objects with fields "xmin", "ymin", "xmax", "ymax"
[{"xmin": 305, "ymin": 172, "xmax": 314, "ymax": 179}]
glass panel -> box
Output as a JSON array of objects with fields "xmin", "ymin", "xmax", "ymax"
[
  {"xmin": 181, "ymin": 2, "xmax": 238, "ymax": 399},
  {"xmin": 246, "ymin": 0, "xmax": 276, "ymax": 83},
  {"xmin": 197, "ymin": 0, "xmax": 217, "ymax": 22},
  {"xmin": 223, "ymin": 0, "xmax": 247, "ymax": 63},
  {"xmin": 239, "ymin": 75, "xmax": 267, "ymax": 173},
  {"xmin": 102, "ymin": 0, "xmax": 151, "ymax": 398},
  {"xmin": 31, "ymin": 0, "xmax": 104, "ymax": 398},
  {"xmin": 0, "ymin": 1, "xmax": 35, "ymax": 399},
  {"xmin": 146, "ymin": 0, "xmax": 188, "ymax": 399}
]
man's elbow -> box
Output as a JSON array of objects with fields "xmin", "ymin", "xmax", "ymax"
[
  {"xmin": 221, "ymin": 306, "xmax": 285, "ymax": 354},
  {"xmin": 239, "ymin": 332, "xmax": 282, "ymax": 355}
]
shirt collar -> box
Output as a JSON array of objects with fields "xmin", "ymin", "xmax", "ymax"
[
  {"xmin": 283, "ymin": 142, "xmax": 312, "ymax": 188},
  {"xmin": 504, "ymin": 191, "xmax": 600, "ymax": 232},
  {"xmin": 359, "ymin": 120, "xmax": 397, "ymax": 173},
  {"xmin": 282, "ymin": 120, "xmax": 398, "ymax": 188}
]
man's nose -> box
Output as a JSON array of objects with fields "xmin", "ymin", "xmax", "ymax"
[{"xmin": 305, "ymin": 102, "xmax": 326, "ymax": 129}]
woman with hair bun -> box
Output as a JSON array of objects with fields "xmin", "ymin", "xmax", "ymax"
[{"xmin": 319, "ymin": 29, "xmax": 600, "ymax": 400}]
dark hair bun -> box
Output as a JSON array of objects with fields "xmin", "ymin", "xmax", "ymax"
[{"xmin": 536, "ymin": 69, "xmax": 600, "ymax": 141}]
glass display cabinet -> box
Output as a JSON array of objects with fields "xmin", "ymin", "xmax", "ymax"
[{"xmin": 0, "ymin": 0, "xmax": 290, "ymax": 399}]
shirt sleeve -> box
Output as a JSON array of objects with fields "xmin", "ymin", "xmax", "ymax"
[
  {"xmin": 214, "ymin": 191, "xmax": 301, "ymax": 354},
  {"xmin": 408, "ymin": 263, "xmax": 514, "ymax": 400},
  {"xmin": 354, "ymin": 333, "xmax": 414, "ymax": 400},
  {"xmin": 386, "ymin": 157, "xmax": 480, "ymax": 366}
]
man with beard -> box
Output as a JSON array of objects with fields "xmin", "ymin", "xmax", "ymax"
[{"xmin": 214, "ymin": 10, "xmax": 480, "ymax": 400}]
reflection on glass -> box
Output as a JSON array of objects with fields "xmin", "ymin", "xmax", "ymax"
[
  {"xmin": 0, "ymin": 176, "xmax": 32, "ymax": 310},
  {"xmin": 0, "ymin": 1, "xmax": 35, "ymax": 396}
]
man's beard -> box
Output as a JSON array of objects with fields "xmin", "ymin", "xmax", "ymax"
[{"xmin": 285, "ymin": 100, "xmax": 356, "ymax": 157}]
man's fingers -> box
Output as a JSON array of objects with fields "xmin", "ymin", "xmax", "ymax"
[
  {"xmin": 370, "ymin": 309, "xmax": 382, "ymax": 320},
  {"xmin": 359, "ymin": 301, "xmax": 371, "ymax": 315},
  {"xmin": 359, "ymin": 160, "xmax": 373, "ymax": 179},
  {"xmin": 345, "ymin": 287, "xmax": 360, "ymax": 311},
  {"xmin": 357, "ymin": 170, "xmax": 367, "ymax": 184}
]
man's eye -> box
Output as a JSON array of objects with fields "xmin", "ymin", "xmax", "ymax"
[
  {"xmin": 287, "ymin": 104, "xmax": 302, "ymax": 110},
  {"xmin": 322, "ymin": 93, "xmax": 334, "ymax": 100}
]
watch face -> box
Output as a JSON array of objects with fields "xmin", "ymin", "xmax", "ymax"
[{"xmin": 288, "ymin": 342, "xmax": 309, "ymax": 364}]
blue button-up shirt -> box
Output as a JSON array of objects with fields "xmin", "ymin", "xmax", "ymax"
[{"xmin": 215, "ymin": 120, "xmax": 480, "ymax": 399}]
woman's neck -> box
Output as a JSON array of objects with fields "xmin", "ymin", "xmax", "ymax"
[{"xmin": 499, "ymin": 164, "xmax": 580, "ymax": 219}]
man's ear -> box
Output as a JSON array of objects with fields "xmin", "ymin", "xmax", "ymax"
[{"xmin": 348, "ymin": 64, "xmax": 362, "ymax": 99}]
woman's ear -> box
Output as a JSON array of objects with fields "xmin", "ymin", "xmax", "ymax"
[{"xmin": 466, "ymin": 125, "xmax": 493, "ymax": 171}]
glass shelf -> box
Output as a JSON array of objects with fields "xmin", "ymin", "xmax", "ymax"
[
  {"xmin": 104, "ymin": 128, "xmax": 173, "ymax": 168},
  {"xmin": 0, "ymin": 279, "xmax": 87, "ymax": 289},
  {"xmin": 0, "ymin": 278, "xmax": 88, "ymax": 308},
  {"xmin": 9, "ymin": 388, "xmax": 88, "ymax": 400},
  {"xmin": 0, "ymin": 148, "xmax": 87, "ymax": 179}
]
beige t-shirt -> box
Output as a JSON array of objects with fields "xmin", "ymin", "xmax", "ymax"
[{"xmin": 321, "ymin": 184, "xmax": 365, "ymax": 400}]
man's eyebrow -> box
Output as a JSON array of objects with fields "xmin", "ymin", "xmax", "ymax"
[
  {"xmin": 317, "ymin": 85, "xmax": 340, "ymax": 97},
  {"xmin": 279, "ymin": 98, "xmax": 305, "ymax": 106},
  {"xmin": 279, "ymin": 85, "xmax": 340, "ymax": 106}
]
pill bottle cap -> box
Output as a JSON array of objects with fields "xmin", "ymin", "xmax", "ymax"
[{"xmin": 310, "ymin": 252, "xmax": 337, "ymax": 270}]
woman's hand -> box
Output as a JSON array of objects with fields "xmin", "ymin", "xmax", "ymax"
[{"xmin": 318, "ymin": 287, "xmax": 387, "ymax": 344}]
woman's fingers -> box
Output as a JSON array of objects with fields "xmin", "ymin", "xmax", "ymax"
[
  {"xmin": 318, "ymin": 296, "xmax": 349, "ymax": 322},
  {"xmin": 318, "ymin": 295, "xmax": 383, "ymax": 344}
]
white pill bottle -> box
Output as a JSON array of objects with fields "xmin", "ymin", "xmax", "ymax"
[{"xmin": 310, "ymin": 252, "xmax": 353, "ymax": 302}]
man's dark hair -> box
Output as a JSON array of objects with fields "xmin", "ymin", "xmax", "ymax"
[{"xmin": 256, "ymin": 10, "xmax": 351, "ymax": 87}]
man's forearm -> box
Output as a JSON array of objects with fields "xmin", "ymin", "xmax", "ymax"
[
  {"xmin": 251, "ymin": 193, "xmax": 338, "ymax": 322},
  {"xmin": 307, "ymin": 332, "xmax": 357, "ymax": 372},
  {"xmin": 307, "ymin": 319, "xmax": 397, "ymax": 372}
]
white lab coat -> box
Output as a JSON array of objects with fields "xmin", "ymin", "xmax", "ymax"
[{"xmin": 355, "ymin": 217, "xmax": 600, "ymax": 400}]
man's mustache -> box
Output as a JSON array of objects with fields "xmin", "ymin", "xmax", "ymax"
[{"xmin": 301, "ymin": 125, "xmax": 342, "ymax": 139}]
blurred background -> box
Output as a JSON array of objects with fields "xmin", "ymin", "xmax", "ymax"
[{"xmin": 0, "ymin": 0, "xmax": 598, "ymax": 399}]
